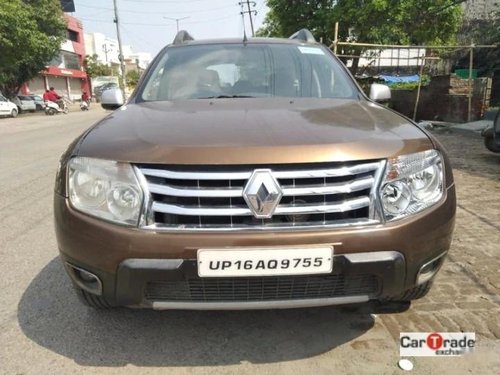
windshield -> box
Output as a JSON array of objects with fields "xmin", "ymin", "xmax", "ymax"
[{"xmin": 139, "ymin": 43, "xmax": 357, "ymax": 101}]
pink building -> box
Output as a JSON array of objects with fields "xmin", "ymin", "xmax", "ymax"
[{"xmin": 21, "ymin": 15, "xmax": 90, "ymax": 100}]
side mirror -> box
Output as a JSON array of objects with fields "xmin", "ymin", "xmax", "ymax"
[
  {"xmin": 369, "ymin": 83, "xmax": 391, "ymax": 103},
  {"xmin": 101, "ymin": 88, "xmax": 124, "ymax": 110}
]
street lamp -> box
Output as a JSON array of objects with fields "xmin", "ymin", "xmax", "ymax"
[{"xmin": 163, "ymin": 16, "xmax": 190, "ymax": 33}]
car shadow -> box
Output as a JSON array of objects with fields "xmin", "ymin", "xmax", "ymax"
[{"xmin": 18, "ymin": 257, "xmax": 375, "ymax": 367}]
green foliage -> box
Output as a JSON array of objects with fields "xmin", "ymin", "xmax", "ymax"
[
  {"xmin": 455, "ymin": 10, "xmax": 500, "ymax": 76},
  {"xmin": 84, "ymin": 54, "xmax": 115, "ymax": 77},
  {"xmin": 333, "ymin": 0, "xmax": 463, "ymax": 45},
  {"xmin": 0, "ymin": 0, "xmax": 66, "ymax": 97},
  {"xmin": 126, "ymin": 70, "xmax": 141, "ymax": 89},
  {"xmin": 257, "ymin": 0, "xmax": 337, "ymax": 44},
  {"xmin": 258, "ymin": 1, "xmax": 464, "ymax": 73},
  {"xmin": 389, "ymin": 75, "xmax": 431, "ymax": 90}
]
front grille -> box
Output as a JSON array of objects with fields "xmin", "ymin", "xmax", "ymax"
[
  {"xmin": 144, "ymin": 274, "xmax": 378, "ymax": 302},
  {"xmin": 137, "ymin": 161, "xmax": 384, "ymax": 230}
]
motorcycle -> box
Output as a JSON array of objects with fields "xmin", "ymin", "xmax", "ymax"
[
  {"xmin": 44, "ymin": 100, "xmax": 69, "ymax": 115},
  {"xmin": 80, "ymin": 100, "xmax": 90, "ymax": 111}
]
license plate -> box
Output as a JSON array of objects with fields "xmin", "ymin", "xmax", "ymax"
[{"xmin": 197, "ymin": 246, "xmax": 333, "ymax": 277}]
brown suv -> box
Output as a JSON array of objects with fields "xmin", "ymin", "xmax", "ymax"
[{"xmin": 54, "ymin": 30, "xmax": 455, "ymax": 310}]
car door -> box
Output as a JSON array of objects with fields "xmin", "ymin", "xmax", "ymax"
[{"xmin": 0, "ymin": 95, "xmax": 7, "ymax": 114}]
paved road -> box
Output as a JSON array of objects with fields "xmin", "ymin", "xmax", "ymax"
[{"xmin": 0, "ymin": 110, "xmax": 499, "ymax": 374}]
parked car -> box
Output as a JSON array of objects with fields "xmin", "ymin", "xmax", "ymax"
[
  {"xmin": 481, "ymin": 110, "xmax": 500, "ymax": 153},
  {"xmin": 0, "ymin": 94, "xmax": 18, "ymax": 118},
  {"xmin": 93, "ymin": 82, "xmax": 118, "ymax": 102},
  {"xmin": 29, "ymin": 95, "xmax": 46, "ymax": 111},
  {"xmin": 11, "ymin": 95, "xmax": 36, "ymax": 113},
  {"xmin": 55, "ymin": 29, "xmax": 456, "ymax": 310}
]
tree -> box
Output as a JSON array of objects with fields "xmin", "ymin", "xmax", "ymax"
[
  {"xmin": 126, "ymin": 70, "xmax": 141, "ymax": 89},
  {"xmin": 84, "ymin": 54, "xmax": 115, "ymax": 77},
  {"xmin": 257, "ymin": 0, "xmax": 337, "ymax": 44},
  {"xmin": 332, "ymin": 0, "xmax": 463, "ymax": 46},
  {"xmin": 258, "ymin": 0, "xmax": 464, "ymax": 73},
  {"xmin": 455, "ymin": 10, "xmax": 500, "ymax": 76},
  {"xmin": 0, "ymin": 0, "xmax": 66, "ymax": 97}
]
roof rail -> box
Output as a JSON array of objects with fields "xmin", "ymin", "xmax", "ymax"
[
  {"xmin": 289, "ymin": 29, "xmax": 316, "ymax": 43},
  {"xmin": 173, "ymin": 30, "xmax": 194, "ymax": 45}
]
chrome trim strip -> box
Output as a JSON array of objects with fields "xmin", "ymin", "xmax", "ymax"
[
  {"xmin": 344, "ymin": 251, "xmax": 403, "ymax": 263},
  {"xmin": 151, "ymin": 196, "xmax": 370, "ymax": 216},
  {"xmin": 282, "ymin": 175, "xmax": 374, "ymax": 196},
  {"xmin": 151, "ymin": 295, "xmax": 369, "ymax": 310},
  {"xmin": 141, "ymin": 218, "xmax": 380, "ymax": 232},
  {"xmin": 273, "ymin": 162, "xmax": 381, "ymax": 179},
  {"xmin": 152, "ymin": 202, "xmax": 252, "ymax": 216},
  {"xmin": 148, "ymin": 183, "xmax": 243, "ymax": 198},
  {"xmin": 139, "ymin": 161, "xmax": 380, "ymax": 181},
  {"xmin": 133, "ymin": 165, "xmax": 154, "ymax": 227},
  {"xmin": 416, "ymin": 251, "xmax": 447, "ymax": 285},
  {"xmin": 140, "ymin": 168, "xmax": 252, "ymax": 180},
  {"xmin": 368, "ymin": 160, "xmax": 387, "ymax": 223},
  {"xmin": 274, "ymin": 197, "xmax": 370, "ymax": 214},
  {"xmin": 64, "ymin": 262, "xmax": 103, "ymax": 296}
]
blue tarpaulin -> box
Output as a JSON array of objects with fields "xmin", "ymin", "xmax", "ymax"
[{"xmin": 379, "ymin": 74, "xmax": 420, "ymax": 84}]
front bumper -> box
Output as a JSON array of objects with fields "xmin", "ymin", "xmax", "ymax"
[
  {"xmin": 55, "ymin": 185, "xmax": 455, "ymax": 309},
  {"xmin": 62, "ymin": 251, "xmax": 409, "ymax": 309}
]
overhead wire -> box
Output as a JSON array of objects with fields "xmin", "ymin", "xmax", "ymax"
[{"xmin": 76, "ymin": 3, "xmax": 236, "ymax": 15}]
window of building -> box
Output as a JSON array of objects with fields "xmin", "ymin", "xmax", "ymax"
[
  {"xmin": 67, "ymin": 29, "xmax": 79, "ymax": 43},
  {"xmin": 62, "ymin": 52, "xmax": 81, "ymax": 70}
]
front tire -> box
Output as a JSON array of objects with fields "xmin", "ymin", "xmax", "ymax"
[
  {"xmin": 74, "ymin": 287, "xmax": 113, "ymax": 309},
  {"xmin": 11, "ymin": 108, "xmax": 18, "ymax": 118},
  {"xmin": 484, "ymin": 134, "xmax": 500, "ymax": 153}
]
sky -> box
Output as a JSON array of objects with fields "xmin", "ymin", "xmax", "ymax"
[{"xmin": 70, "ymin": 0, "xmax": 270, "ymax": 58}]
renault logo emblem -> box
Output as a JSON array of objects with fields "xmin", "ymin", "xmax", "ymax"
[{"xmin": 243, "ymin": 170, "xmax": 282, "ymax": 218}]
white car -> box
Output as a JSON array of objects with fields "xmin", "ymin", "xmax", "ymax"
[
  {"xmin": 11, "ymin": 95, "xmax": 36, "ymax": 113},
  {"xmin": 0, "ymin": 94, "xmax": 18, "ymax": 118}
]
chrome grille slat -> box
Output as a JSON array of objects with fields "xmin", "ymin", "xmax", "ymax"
[
  {"xmin": 152, "ymin": 196, "xmax": 370, "ymax": 216},
  {"xmin": 140, "ymin": 161, "xmax": 380, "ymax": 181},
  {"xmin": 137, "ymin": 161, "xmax": 384, "ymax": 231},
  {"xmin": 281, "ymin": 175, "xmax": 374, "ymax": 196},
  {"xmin": 148, "ymin": 183, "xmax": 243, "ymax": 197},
  {"xmin": 141, "ymin": 168, "xmax": 252, "ymax": 180}
]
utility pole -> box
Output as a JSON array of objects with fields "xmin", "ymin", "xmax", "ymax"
[
  {"xmin": 239, "ymin": 1, "xmax": 257, "ymax": 37},
  {"xmin": 164, "ymin": 16, "xmax": 190, "ymax": 33},
  {"xmin": 113, "ymin": 0, "xmax": 127, "ymax": 97},
  {"xmin": 102, "ymin": 44, "xmax": 109, "ymax": 64}
]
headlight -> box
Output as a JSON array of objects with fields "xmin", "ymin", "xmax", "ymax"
[
  {"xmin": 380, "ymin": 150, "xmax": 444, "ymax": 221},
  {"xmin": 68, "ymin": 157, "xmax": 143, "ymax": 226}
]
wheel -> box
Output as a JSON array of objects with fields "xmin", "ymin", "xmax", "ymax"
[
  {"xmin": 11, "ymin": 108, "xmax": 18, "ymax": 118},
  {"xmin": 74, "ymin": 287, "xmax": 113, "ymax": 309},
  {"xmin": 484, "ymin": 134, "xmax": 500, "ymax": 153},
  {"xmin": 391, "ymin": 281, "xmax": 433, "ymax": 302},
  {"xmin": 47, "ymin": 108, "xmax": 56, "ymax": 115}
]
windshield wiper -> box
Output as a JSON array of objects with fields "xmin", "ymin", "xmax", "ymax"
[{"xmin": 197, "ymin": 95, "xmax": 255, "ymax": 99}]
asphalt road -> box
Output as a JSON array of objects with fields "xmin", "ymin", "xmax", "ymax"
[{"xmin": 0, "ymin": 109, "xmax": 499, "ymax": 374}]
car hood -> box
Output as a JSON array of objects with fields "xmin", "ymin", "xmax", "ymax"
[{"xmin": 77, "ymin": 98, "xmax": 433, "ymax": 164}]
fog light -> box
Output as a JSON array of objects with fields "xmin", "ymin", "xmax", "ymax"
[
  {"xmin": 417, "ymin": 253, "xmax": 446, "ymax": 285},
  {"xmin": 64, "ymin": 263, "xmax": 103, "ymax": 295}
]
